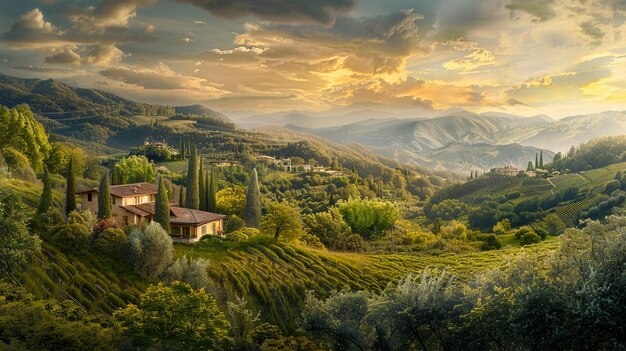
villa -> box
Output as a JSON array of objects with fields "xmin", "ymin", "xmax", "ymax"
[{"xmin": 78, "ymin": 182, "xmax": 225, "ymax": 243}]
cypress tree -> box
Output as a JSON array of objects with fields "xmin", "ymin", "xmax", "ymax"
[
  {"xmin": 199, "ymin": 159, "xmax": 206, "ymax": 211},
  {"xmin": 470, "ymin": 171, "xmax": 473, "ymax": 179},
  {"xmin": 185, "ymin": 145, "xmax": 199, "ymax": 209},
  {"xmin": 37, "ymin": 165, "xmax": 53, "ymax": 215},
  {"xmin": 178, "ymin": 185, "xmax": 186, "ymax": 207},
  {"xmin": 65, "ymin": 158, "xmax": 77, "ymax": 216},
  {"xmin": 244, "ymin": 168, "xmax": 261, "ymax": 228},
  {"xmin": 98, "ymin": 172, "xmax": 111, "ymax": 220},
  {"xmin": 539, "ymin": 150, "xmax": 544, "ymax": 168},
  {"xmin": 535, "ymin": 154, "xmax": 539, "ymax": 169},
  {"xmin": 527, "ymin": 161, "xmax": 534, "ymax": 171},
  {"xmin": 154, "ymin": 176, "xmax": 170, "ymax": 232},
  {"xmin": 208, "ymin": 170, "xmax": 217, "ymax": 213}
]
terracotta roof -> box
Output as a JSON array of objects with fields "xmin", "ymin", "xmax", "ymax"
[
  {"xmin": 123, "ymin": 202, "xmax": 225, "ymax": 226},
  {"xmin": 78, "ymin": 182, "xmax": 157, "ymax": 197}
]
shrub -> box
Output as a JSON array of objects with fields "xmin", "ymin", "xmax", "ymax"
[
  {"xmin": 224, "ymin": 215, "xmax": 245, "ymax": 233},
  {"xmin": 338, "ymin": 234, "xmax": 367, "ymax": 252},
  {"xmin": 93, "ymin": 219, "xmax": 119, "ymax": 237},
  {"xmin": 53, "ymin": 223, "xmax": 90, "ymax": 248},
  {"xmin": 163, "ymin": 256, "xmax": 210, "ymax": 289},
  {"xmin": 226, "ymin": 231, "xmax": 249, "ymax": 242},
  {"xmin": 440, "ymin": 220, "xmax": 467, "ymax": 240},
  {"xmin": 93, "ymin": 228, "xmax": 127, "ymax": 255},
  {"xmin": 515, "ymin": 226, "xmax": 535, "ymax": 239},
  {"xmin": 492, "ymin": 219, "xmax": 511, "ymax": 234},
  {"xmin": 127, "ymin": 222, "xmax": 173, "ymax": 279},
  {"xmin": 480, "ymin": 235, "xmax": 503, "ymax": 251},
  {"xmin": 299, "ymin": 233, "xmax": 325, "ymax": 249},
  {"xmin": 520, "ymin": 231, "xmax": 541, "ymax": 246}
]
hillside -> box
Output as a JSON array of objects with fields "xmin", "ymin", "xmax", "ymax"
[
  {"xmin": 175, "ymin": 237, "xmax": 557, "ymax": 331},
  {"xmin": 409, "ymin": 143, "xmax": 554, "ymax": 174}
]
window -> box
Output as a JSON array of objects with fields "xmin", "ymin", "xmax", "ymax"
[
  {"xmin": 123, "ymin": 216, "xmax": 128, "ymax": 225},
  {"xmin": 88, "ymin": 193, "xmax": 92, "ymax": 201},
  {"xmin": 202, "ymin": 225, "xmax": 207, "ymax": 234},
  {"xmin": 182, "ymin": 227, "xmax": 191, "ymax": 237},
  {"xmin": 112, "ymin": 197, "xmax": 116, "ymax": 205},
  {"xmin": 213, "ymin": 223, "xmax": 217, "ymax": 234}
]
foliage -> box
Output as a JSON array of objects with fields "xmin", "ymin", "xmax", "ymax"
[
  {"xmin": 114, "ymin": 281, "xmax": 232, "ymax": 350},
  {"xmin": 244, "ymin": 168, "xmax": 262, "ymax": 228},
  {"xmin": 0, "ymin": 187, "xmax": 40, "ymax": 273},
  {"xmin": 127, "ymin": 222, "xmax": 173, "ymax": 279},
  {"xmin": 538, "ymin": 213, "xmax": 566, "ymax": 236},
  {"xmin": 36, "ymin": 165, "xmax": 53, "ymax": 215},
  {"xmin": 93, "ymin": 228, "xmax": 127, "ymax": 256},
  {"xmin": 427, "ymin": 199, "xmax": 468, "ymax": 220},
  {"xmin": 439, "ymin": 220, "xmax": 468, "ymax": 240},
  {"xmin": 299, "ymin": 232, "xmax": 325, "ymax": 249},
  {"xmin": 52, "ymin": 222, "xmax": 90, "ymax": 249},
  {"xmin": 65, "ymin": 158, "xmax": 77, "ymax": 216},
  {"xmin": 492, "ymin": 219, "xmax": 511, "ymax": 234},
  {"xmin": 154, "ymin": 176, "xmax": 170, "ymax": 231},
  {"xmin": 480, "ymin": 235, "xmax": 502, "ymax": 251},
  {"xmin": 224, "ymin": 215, "xmax": 245, "ymax": 233},
  {"xmin": 208, "ymin": 170, "xmax": 217, "ymax": 213},
  {"xmin": 112, "ymin": 155, "xmax": 155, "ymax": 184},
  {"xmin": 162, "ymin": 255, "xmax": 210, "ymax": 288},
  {"xmin": 227, "ymin": 297, "xmax": 259, "ymax": 348},
  {"xmin": 302, "ymin": 208, "xmax": 352, "ymax": 249},
  {"xmin": 0, "ymin": 105, "xmax": 50, "ymax": 172},
  {"xmin": 519, "ymin": 231, "xmax": 541, "ymax": 246},
  {"xmin": 338, "ymin": 198, "xmax": 398, "ymax": 240},
  {"xmin": 260, "ymin": 201, "xmax": 304, "ymax": 240},
  {"xmin": 217, "ymin": 187, "xmax": 246, "ymax": 217},
  {"xmin": 185, "ymin": 145, "xmax": 200, "ymax": 209},
  {"xmin": 226, "ymin": 231, "xmax": 250, "ymax": 242},
  {"xmin": 98, "ymin": 172, "xmax": 111, "ymax": 220}
]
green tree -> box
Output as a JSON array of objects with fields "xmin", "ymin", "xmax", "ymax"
[
  {"xmin": 492, "ymin": 219, "xmax": 511, "ymax": 234},
  {"xmin": 199, "ymin": 160, "xmax": 206, "ymax": 211},
  {"xmin": 519, "ymin": 231, "xmax": 541, "ymax": 246},
  {"xmin": 154, "ymin": 176, "xmax": 170, "ymax": 232},
  {"xmin": 338, "ymin": 198, "xmax": 398, "ymax": 240},
  {"xmin": 302, "ymin": 208, "xmax": 352, "ymax": 248},
  {"xmin": 178, "ymin": 185, "xmax": 186, "ymax": 208},
  {"xmin": 0, "ymin": 187, "xmax": 40, "ymax": 273},
  {"xmin": 535, "ymin": 153, "xmax": 539, "ymax": 169},
  {"xmin": 244, "ymin": 168, "xmax": 262, "ymax": 228},
  {"xmin": 112, "ymin": 155, "xmax": 155, "ymax": 184},
  {"xmin": 481, "ymin": 235, "xmax": 503, "ymax": 250},
  {"xmin": 527, "ymin": 161, "xmax": 534, "ymax": 171},
  {"xmin": 98, "ymin": 172, "xmax": 111, "ymax": 220},
  {"xmin": 127, "ymin": 221, "xmax": 173, "ymax": 279},
  {"xmin": 114, "ymin": 282, "xmax": 232, "ymax": 350},
  {"xmin": 65, "ymin": 158, "xmax": 77, "ymax": 216},
  {"xmin": 539, "ymin": 150, "xmax": 544, "ymax": 168},
  {"xmin": 260, "ymin": 202, "xmax": 304, "ymax": 240},
  {"xmin": 185, "ymin": 145, "xmax": 199, "ymax": 209},
  {"xmin": 217, "ymin": 186, "xmax": 246, "ymax": 216},
  {"xmin": 163, "ymin": 256, "xmax": 209, "ymax": 289},
  {"xmin": 539, "ymin": 213, "xmax": 565, "ymax": 236},
  {"xmin": 208, "ymin": 170, "xmax": 217, "ymax": 213},
  {"xmin": 36, "ymin": 165, "xmax": 53, "ymax": 215}
]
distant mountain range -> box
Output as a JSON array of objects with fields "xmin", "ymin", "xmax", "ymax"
[{"xmin": 288, "ymin": 110, "xmax": 626, "ymax": 174}]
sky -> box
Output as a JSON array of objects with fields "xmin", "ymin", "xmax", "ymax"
[{"xmin": 0, "ymin": 0, "xmax": 626, "ymax": 118}]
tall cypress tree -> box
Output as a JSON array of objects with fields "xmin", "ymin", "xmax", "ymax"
[
  {"xmin": 535, "ymin": 154, "xmax": 539, "ymax": 169},
  {"xmin": 65, "ymin": 158, "xmax": 76, "ymax": 216},
  {"xmin": 154, "ymin": 176, "xmax": 170, "ymax": 232},
  {"xmin": 244, "ymin": 168, "xmax": 261, "ymax": 228},
  {"xmin": 539, "ymin": 150, "xmax": 544, "ymax": 168},
  {"xmin": 98, "ymin": 172, "xmax": 111, "ymax": 220},
  {"xmin": 185, "ymin": 145, "xmax": 199, "ymax": 209},
  {"xmin": 178, "ymin": 185, "xmax": 186, "ymax": 207},
  {"xmin": 37, "ymin": 165, "xmax": 53, "ymax": 215},
  {"xmin": 208, "ymin": 170, "xmax": 217, "ymax": 213},
  {"xmin": 527, "ymin": 161, "xmax": 534, "ymax": 171},
  {"xmin": 199, "ymin": 159, "xmax": 206, "ymax": 211}
]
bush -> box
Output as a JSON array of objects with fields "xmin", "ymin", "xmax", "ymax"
[
  {"xmin": 515, "ymin": 226, "xmax": 535, "ymax": 239},
  {"xmin": 127, "ymin": 222, "xmax": 173, "ymax": 279},
  {"xmin": 226, "ymin": 231, "xmax": 249, "ymax": 242},
  {"xmin": 299, "ymin": 233, "xmax": 325, "ymax": 249},
  {"xmin": 492, "ymin": 219, "xmax": 511, "ymax": 234},
  {"xmin": 480, "ymin": 235, "xmax": 502, "ymax": 251},
  {"xmin": 93, "ymin": 219, "xmax": 119, "ymax": 237},
  {"xmin": 224, "ymin": 215, "xmax": 245, "ymax": 233},
  {"xmin": 338, "ymin": 234, "xmax": 368, "ymax": 252},
  {"xmin": 53, "ymin": 223, "xmax": 90, "ymax": 248},
  {"xmin": 520, "ymin": 231, "xmax": 541, "ymax": 246},
  {"xmin": 93, "ymin": 228, "xmax": 127, "ymax": 255},
  {"xmin": 163, "ymin": 256, "xmax": 210, "ymax": 289}
]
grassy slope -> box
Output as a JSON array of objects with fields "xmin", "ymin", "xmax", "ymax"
[{"xmin": 175, "ymin": 237, "xmax": 557, "ymax": 331}]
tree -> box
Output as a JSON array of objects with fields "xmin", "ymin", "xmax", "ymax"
[
  {"xmin": 217, "ymin": 186, "xmax": 246, "ymax": 216},
  {"xmin": 208, "ymin": 170, "xmax": 217, "ymax": 213},
  {"xmin": 535, "ymin": 153, "xmax": 539, "ymax": 169},
  {"xmin": 0, "ymin": 187, "xmax": 40, "ymax": 273},
  {"xmin": 163, "ymin": 256, "xmax": 209, "ymax": 289},
  {"xmin": 527, "ymin": 161, "xmax": 534, "ymax": 171},
  {"xmin": 244, "ymin": 168, "xmax": 262, "ymax": 228},
  {"xmin": 185, "ymin": 145, "xmax": 199, "ymax": 209},
  {"xmin": 539, "ymin": 213, "xmax": 565, "ymax": 236},
  {"xmin": 98, "ymin": 172, "xmax": 111, "ymax": 220},
  {"xmin": 36, "ymin": 165, "xmax": 53, "ymax": 215},
  {"xmin": 112, "ymin": 155, "xmax": 155, "ymax": 184},
  {"xmin": 492, "ymin": 219, "xmax": 511, "ymax": 234},
  {"xmin": 127, "ymin": 221, "xmax": 173, "ymax": 279},
  {"xmin": 302, "ymin": 208, "xmax": 352, "ymax": 248},
  {"xmin": 338, "ymin": 198, "xmax": 398, "ymax": 240},
  {"xmin": 178, "ymin": 185, "xmax": 186, "ymax": 208},
  {"xmin": 65, "ymin": 158, "xmax": 76, "ymax": 216},
  {"xmin": 519, "ymin": 231, "xmax": 541, "ymax": 246},
  {"xmin": 154, "ymin": 176, "xmax": 170, "ymax": 232},
  {"xmin": 260, "ymin": 202, "xmax": 304, "ymax": 240},
  {"xmin": 114, "ymin": 282, "xmax": 232, "ymax": 350},
  {"xmin": 199, "ymin": 160, "xmax": 206, "ymax": 211},
  {"xmin": 539, "ymin": 150, "xmax": 544, "ymax": 168},
  {"xmin": 227, "ymin": 297, "xmax": 259, "ymax": 349},
  {"xmin": 481, "ymin": 235, "xmax": 502, "ymax": 250}
]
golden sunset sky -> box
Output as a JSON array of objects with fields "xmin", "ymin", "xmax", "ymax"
[{"xmin": 1, "ymin": 0, "xmax": 625, "ymax": 117}]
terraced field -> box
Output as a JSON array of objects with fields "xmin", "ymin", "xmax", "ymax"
[
  {"xmin": 176, "ymin": 238, "xmax": 558, "ymax": 331},
  {"xmin": 552, "ymin": 198, "xmax": 595, "ymax": 225}
]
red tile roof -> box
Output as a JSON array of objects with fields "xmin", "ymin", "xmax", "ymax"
[
  {"xmin": 78, "ymin": 182, "xmax": 157, "ymax": 197},
  {"xmin": 122, "ymin": 203, "xmax": 225, "ymax": 226}
]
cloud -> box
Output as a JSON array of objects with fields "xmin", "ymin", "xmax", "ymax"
[
  {"xmin": 70, "ymin": 0, "xmax": 156, "ymax": 27},
  {"xmin": 182, "ymin": 37, "xmax": 194, "ymax": 43},
  {"xmin": 438, "ymin": 40, "xmax": 497, "ymax": 73},
  {"xmin": 99, "ymin": 62, "xmax": 228, "ymax": 95},
  {"xmin": 44, "ymin": 49, "xmax": 82, "ymax": 65},
  {"xmin": 580, "ymin": 21, "xmax": 604, "ymax": 40},
  {"xmin": 176, "ymin": 0, "xmax": 355, "ymax": 25},
  {"xmin": 12, "ymin": 65, "xmax": 80, "ymax": 73},
  {"xmin": 0, "ymin": 8, "xmax": 68, "ymax": 48},
  {"xmin": 86, "ymin": 45, "xmax": 124, "ymax": 66},
  {"xmin": 506, "ymin": 0, "xmax": 557, "ymax": 22}
]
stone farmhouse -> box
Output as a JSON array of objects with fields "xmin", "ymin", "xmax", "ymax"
[{"xmin": 78, "ymin": 182, "xmax": 224, "ymax": 243}]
